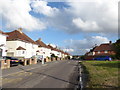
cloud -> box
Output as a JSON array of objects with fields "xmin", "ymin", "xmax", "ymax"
[
  {"xmin": 72, "ymin": 18, "xmax": 100, "ymax": 32},
  {"xmin": 0, "ymin": 0, "xmax": 118, "ymax": 34},
  {"xmin": 44, "ymin": 0, "xmax": 118, "ymax": 34},
  {"xmin": 64, "ymin": 36, "xmax": 110, "ymax": 55},
  {"xmin": 31, "ymin": 1, "xmax": 59, "ymax": 17},
  {"xmin": 0, "ymin": 0, "xmax": 46, "ymax": 31}
]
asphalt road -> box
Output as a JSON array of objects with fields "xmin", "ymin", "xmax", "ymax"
[{"xmin": 2, "ymin": 60, "xmax": 79, "ymax": 88}]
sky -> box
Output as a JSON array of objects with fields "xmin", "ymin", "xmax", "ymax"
[{"xmin": 0, "ymin": 0, "xmax": 119, "ymax": 55}]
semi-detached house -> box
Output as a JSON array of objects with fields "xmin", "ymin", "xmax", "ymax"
[
  {"xmin": 35, "ymin": 38, "xmax": 51, "ymax": 59},
  {"xmin": 5, "ymin": 28, "xmax": 38, "ymax": 58}
]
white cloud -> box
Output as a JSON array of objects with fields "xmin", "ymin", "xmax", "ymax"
[
  {"xmin": 64, "ymin": 36, "xmax": 110, "ymax": 55},
  {"xmin": 31, "ymin": 1, "xmax": 59, "ymax": 17},
  {"xmin": 44, "ymin": 0, "xmax": 118, "ymax": 34},
  {"xmin": 72, "ymin": 18, "xmax": 100, "ymax": 31},
  {"xmin": 63, "ymin": 48, "xmax": 74, "ymax": 52},
  {"xmin": 0, "ymin": 0, "xmax": 46, "ymax": 31}
]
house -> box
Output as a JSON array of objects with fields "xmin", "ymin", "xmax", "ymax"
[
  {"xmin": 47, "ymin": 44, "xmax": 58, "ymax": 57},
  {"xmin": 93, "ymin": 41, "xmax": 115, "ymax": 56},
  {"xmin": 0, "ymin": 30, "xmax": 7, "ymax": 57},
  {"xmin": 5, "ymin": 28, "xmax": 38, "ymax": 58},
  {"xmin": 35, "ymin": 38, "xmax": 51, "ymax": 59},
  {"xmin": 85, "ymin": 41, "xmax": 116, "ymax": 60}
]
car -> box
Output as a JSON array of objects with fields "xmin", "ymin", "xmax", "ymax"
[
  {"xmin": 2, "ymin": 56, "xmax": 20, "ymax": 66},
  {"xmin": 93, "ymin": 56, "xmax": 112, "ymax": 61},
  {"xmin": 31, "ymin": 55, "xmax": 43, "ymax": 62}
]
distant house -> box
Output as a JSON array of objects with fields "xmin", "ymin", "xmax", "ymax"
[
  {"xmin": 0, "ymin": 30, "xmax": 7, "ymax": 57},
  {"xmin": 93, "ymin": 41, "xmax": 116, "ymax": 56},
  {"xmin": 5, "ymin": 28, "xmax": 38, "ymax": 58},
  {"xmin": 85, "ymin": 41, "xmax": 116, "ymax": 60},
  {"xmin": 35, "ymin": 38, "xmax": 51, "ymax": 59},
  {"xmin": 47, "ymin": 45, "xmax": 59, "ymax": 57}
]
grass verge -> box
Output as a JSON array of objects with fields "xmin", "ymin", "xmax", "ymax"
[{"xmin": 82, "ymin": 61, "xmax": 120, "ymax": 88}]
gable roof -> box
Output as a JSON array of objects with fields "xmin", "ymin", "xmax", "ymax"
[
  {"xmin": 5, "ymin": 30, "xmax": 37, "ymax": 44},
  {"xmin": 0, "ymin": 30, "xmax": 7, "ymax": 35},
  {"xmin": 16, "ymin": 46, "xmax": 26, "ymax": 50},
  {"xmin": 94, "ymin": 43, "xmax": 114, "ymax": 51},
  {"xmin": 36, "ymin": 39, "xmax": 50, "ymax": 49}
]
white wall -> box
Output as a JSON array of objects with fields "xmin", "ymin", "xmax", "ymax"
[
  {"xmin": 6, "ymin": 40, "xmax": 38, "ymax": 58},
  {"xmin": 0, "ymin": 34, "xmax": 7, "ymax": 56},
  {"xmin": 37, "ymin": 47, "xmax": 51, "ymax": 59}
]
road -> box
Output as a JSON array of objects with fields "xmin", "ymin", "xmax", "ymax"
[{"xmin": 2, "ymin": 60, "xmax": 79, "ymax": 88}]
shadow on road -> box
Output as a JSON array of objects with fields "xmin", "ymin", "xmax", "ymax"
[{"xmin": 18, "ymin": 64, "xmax": 79, "ymax": 88}]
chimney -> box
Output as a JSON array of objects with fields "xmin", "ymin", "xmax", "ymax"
[
  {"xmin": 109, "ymin": 41, "xmax": 112, "ymax": 44},
  {"xmin": 17, "ymin": 28, "xmax": 22, "ymax": 33},
  {"xmin": 38, "ymin": 38, "xmax": 42, "ymax": 41}
]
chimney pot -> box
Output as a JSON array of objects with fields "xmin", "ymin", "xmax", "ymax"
[
  {"xmin": 39, "ymin": 38, "xmax": 42, "ymax": 41},
  {"xmin": 17, "ymin": 28, "xmax": 22, "ymax": 33},
  {"xmin": 109, "ymin": 41, "xmax": 112, "ymax": 44}
]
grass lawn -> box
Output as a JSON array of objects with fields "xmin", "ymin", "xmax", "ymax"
[{"xmin": 82, "ymin": 61, "xmax": 120, "ymax": 88}]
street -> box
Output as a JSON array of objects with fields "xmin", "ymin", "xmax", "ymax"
[{"xmin": 2, "ymin": 60, "xmax": 79, "ymax": 88}]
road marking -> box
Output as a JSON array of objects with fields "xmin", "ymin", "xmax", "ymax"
[
  {"xmin": 2, "ymin": 64, "xmax": 47, "ymax": 77},
  {"xmin": 40, "ymin": 76, "xmax": 46, "ymax": 81},
  {"xmin": 68, "ymin": 62, "xmax": 70, "ymax": 63},
  {"xmin": 42, "ymin": 64, "xmax": 47, "ymax": 66}
]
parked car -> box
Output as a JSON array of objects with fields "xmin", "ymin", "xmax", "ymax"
[
  {"xmin": 2, "ymin": 56, "xmax": 20, "ymax": 66},
  {"xmin": 31, "ymin": 55, "xmax": 43, "ymax": 62},
  {"xmin": 93, "ymin": 56, "xmax": 112, "ymax": 61}
]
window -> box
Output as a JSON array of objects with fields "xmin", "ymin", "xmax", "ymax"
[
  {"xmin": 18, "ymin": 51, "xmax": 21, "ymax": 55},
  {"xmin": 105, "ymin": 50, "xmax": 108, "ymax": 53},
  {"xmin": 98, "ymin": 51, "xmax": 100, "ymax": 54},
  {"xmin": 22, "ymin": 51, "xmax": 25, "ymax": 54}
]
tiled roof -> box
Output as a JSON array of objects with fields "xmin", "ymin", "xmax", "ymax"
[
  {"xmin": 94, "ymin": 43, "xmax": 114, "ymax": 51},
  {"xmin": 16, "ymin": 46, "xmax": 26, "ymax": 50},
  {"xmin": 0, "ymin": 30, "xmax": 7, "ymax": 35},
  {"xmin": 5, "ymin": 30, "xmax": 37, "ymax": 44},
  {"xmin": 36, "ymin": 39, "xmax": 50, "ymax": 49},
  {"xmin": 47, "ymin": 45, "xmax": 54, "ymax": 50}
]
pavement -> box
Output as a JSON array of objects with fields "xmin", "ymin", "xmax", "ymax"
[{"xmin": 1, "ymin": 60, "xmax": 80, "ymax": 88}]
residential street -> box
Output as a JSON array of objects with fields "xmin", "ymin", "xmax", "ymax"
[{"xmin": 2, "ymin": 60, "xmax": 79, "ymax": 88}]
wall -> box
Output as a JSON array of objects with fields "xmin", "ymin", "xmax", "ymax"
[
  {"xmin": 0, "ymin": 34, "xmax": 7, "ymax": 56},
  {"xmin": 6, "ymin": 40, "xmax": 38, "ymax": 58}
]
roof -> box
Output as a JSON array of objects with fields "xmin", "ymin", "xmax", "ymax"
[
  {"xmin": 94, "ymin": 43, "xmax": 114, "ymax": 51},
  {"xmin": 47, "ymin": 45, "xmax": 54, "ymax": 50},
  {"xmin": 0, "ymin": 30, "xmax": 7, "ymax": 35},
  {"xmin": 36, "ymin": 39, "xmax": 50, "ymax": 49},
  {"xmin": 16, "ymin": 46, "xmax": 26, "ymax": 50},
  {"xmin": 5, "ymin": 30, "xmax": 37, "ymax": 44}
]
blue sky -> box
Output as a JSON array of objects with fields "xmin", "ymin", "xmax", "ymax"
[{"xmin": 0, "ymin": 0, "xmax": 118, "ymax": 55}]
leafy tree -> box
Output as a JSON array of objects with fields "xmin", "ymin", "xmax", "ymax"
[{"xmin": 113, "ymin": 39, "xmax": 120, "ymax": 59}]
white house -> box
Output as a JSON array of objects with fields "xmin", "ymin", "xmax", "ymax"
[
  {"xmin": 36, "ymin": 38, "xmax": 51, "ymax": 59},
  {"xmin": 0, "ymin": 31, "xmax": 7, "ymax": 57},
  {"xmin": 6, "ymin": 28, "xmax": 38, "ymax": 58}
]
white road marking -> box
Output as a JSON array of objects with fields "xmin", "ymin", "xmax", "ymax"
[{"xmin": 3, "ymin": 64, "xmax": 47, "ymax": 77}]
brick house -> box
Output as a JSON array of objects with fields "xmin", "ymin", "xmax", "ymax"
[
  {"xmin": 85, "ymin": 41, "xmax": 116, "ymax": 60},
  {"xmin": 93, "ymin": 41, "xmax": 116, "ymax": 56}
]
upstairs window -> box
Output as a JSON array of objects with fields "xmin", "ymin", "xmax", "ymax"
[{"xmin": 105, "ymin": 50, "xmax": 108, "ymax": 53}]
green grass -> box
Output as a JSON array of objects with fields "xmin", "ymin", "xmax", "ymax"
[{"xmin": 82, "ymin": 61, "xmax": 120, "ymax": 88}]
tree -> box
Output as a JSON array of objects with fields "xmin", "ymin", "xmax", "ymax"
[{"xmin": 113, "ymin": 39, "xmax": 120, "ymax": 59}]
